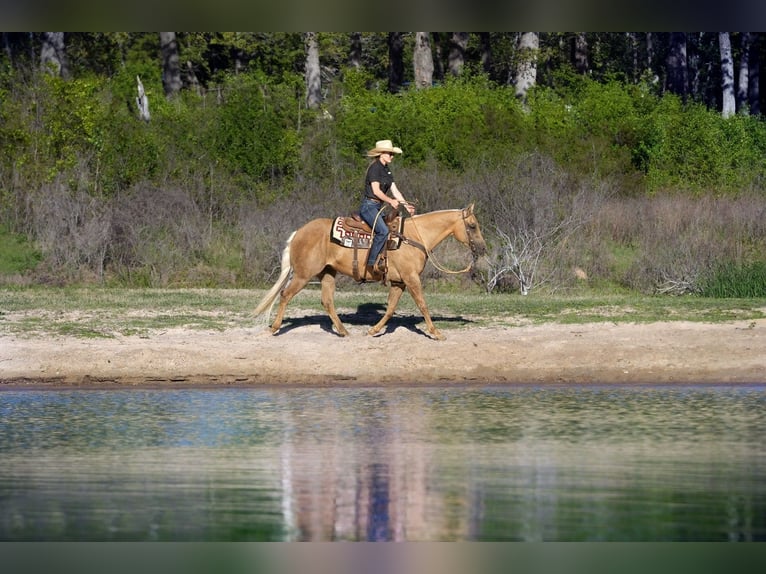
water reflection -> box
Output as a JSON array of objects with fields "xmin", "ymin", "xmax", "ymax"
[{"xmin": 0, "ymin": 385, "xmax": 764, "ymax": 541}]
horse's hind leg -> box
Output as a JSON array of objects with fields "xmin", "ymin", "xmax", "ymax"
[
  {"xmin": 367, "ymin": 282, "xmax": 406, "ymax": 337},
  {"xmin": 320, "ymin": 270, "xmax": 349, "ymax": 336},
  {"xmin": 270, "ymin": 273, "xmax": 311, "ymax": 334}
]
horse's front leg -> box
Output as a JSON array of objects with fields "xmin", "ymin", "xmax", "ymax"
[
  {"xmin": 320, "ymin": 271, "xmax": 349, "ymax": 336},
  {"xmin": 405, "ymin": 277, "xmax": 445, "ymax": 340},
  {"xmin": 367, "ymin": 282, "xmax": 405, "ymax": 336}
]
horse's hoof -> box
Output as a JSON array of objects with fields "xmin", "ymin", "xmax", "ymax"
[{"xmin": 431, "ymin": 331, "xmax": 446, "ymax": 341}]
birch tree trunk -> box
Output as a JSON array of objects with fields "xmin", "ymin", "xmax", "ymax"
[
  {"xmin": 136, "ymin": 75, "xmax": 150, "ymax": 122},
  {"xmin": 304, "ymin": 32, "xmax": 321, "ymax": 109},
  {"xmin": 413, "ymin": 32, "xmax": 434, "ymax": 89},
  {"xmin": 514, "ymin": 32, "xmax": 539, "ymax": 104},
  {"xmin": 160, "ymin": 32, "xmax": 181, "ymax": 98},
  {"xmin": 448, "ymin": 32, "xmax": 469, "ymax": 76},
  {"xmin": 719, "ymin": 32, "xmax": 736, "ymax": 118},
  {"xmin": 40, "ymin": 32, "xmax": 68, "ymax": 78}
]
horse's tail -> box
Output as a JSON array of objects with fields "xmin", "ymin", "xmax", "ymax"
[{"xmin": 254, "ymin": 230, "xmax": 296, "ymax": 317}]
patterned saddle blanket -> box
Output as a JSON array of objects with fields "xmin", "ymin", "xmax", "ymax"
[{"xmin": 330, "ymin": 214, "xmax": 401, "ymax": 249}]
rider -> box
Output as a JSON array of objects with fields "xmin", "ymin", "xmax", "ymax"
[{"xmin": 360, "ymin": 139, "xmax": 415, "ymax": 281}]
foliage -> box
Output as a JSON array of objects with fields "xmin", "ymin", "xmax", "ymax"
[{"xmin": 2, "ymin": 34, "xmax": 766, "ymax": 292}]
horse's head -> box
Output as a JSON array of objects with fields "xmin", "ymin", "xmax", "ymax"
[{"xmin": 457, "ymin": 203, "xmax": 487, "ymax": 258}]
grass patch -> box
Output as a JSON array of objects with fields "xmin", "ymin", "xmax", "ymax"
[
  {"xmin": 0, "ymin": 227, "xmax": 41, "ymax": 276},
  {"xmin": 1, "ymin": 286, "xmax": 765, "ymax": 339},
  {"xmin": 702, "ymin": 261, "xmax": 766, "ymax": 298}
]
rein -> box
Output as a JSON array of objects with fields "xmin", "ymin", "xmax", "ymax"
[{"xmin": 404, "ymin": 209, "xmax": 476, "ymax": 275}]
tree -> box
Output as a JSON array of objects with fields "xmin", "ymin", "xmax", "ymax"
[
  {"xmin": 479, "ymin": 32, "xmax": 491, "ymax": 74},
  {"xmin": 514, "ymin": 32, "xmax": 539, "ymax": 104},
  {"xmin": 572, "ymin": 33, "xmax": 589, "ymax": 74},
  {"xmin": 719, "ymin": 32, "xmax": 735, "ymax": 118},
  {"xmin": 136, "ymin": 75, "xmax": 150, "ymax": 122},
  {"xmin": 349, "ymin": 32, "xmax": 362, "ymax": 68},
  {"xmin": 160, "ymin": 32, "xmax": 181, "ymax": 98},
  {"xmin": 305, "ymin": 32, "xmax": 321, "ymax": 109},
  {"xmin": 40, "ymin": 32, "xmax": 68, "ymax": 78},
  {"xmin": 748, "ymin": 33, "xmax": 761, "ymax": 115},
  {"xmin": 666, "ymin": 32, "xmax": 688, "ymax": 101},
  {"xmin": 388, "ymin": 32, "xmax": 404, "ymax": 93},
  {"xmin": 413, "ymin": 32, "xmax": 434, "ymax": 89},
  {"xmin": 448, "ymin": 32, "xmax": 469, "ymax": 76}
]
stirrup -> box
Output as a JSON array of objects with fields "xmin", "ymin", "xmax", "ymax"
[{"xmin": 364, "ymin": 264, "xmax": 383, "ymax": 282}]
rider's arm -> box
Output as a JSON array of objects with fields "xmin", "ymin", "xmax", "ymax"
[
  {"xmin": 371, "ymin": 181, "xmax": 399, "ymax": 208},
  {"xmin": 391, "ymin": 183, "xmax": 415, "ymax": 214}
]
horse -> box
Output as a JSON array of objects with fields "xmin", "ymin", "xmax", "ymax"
[{"xmin": 254, "ymin": 204, "xmax": 487, "ymax": 340}]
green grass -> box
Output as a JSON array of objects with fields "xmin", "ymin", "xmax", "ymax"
[
  {"xmin": 1, "ymin": 285, "xmax": 765, "ymax": 338},
  {"xmin": 702, "ymin": 261, "xmax": 766, "ymax": 298},
  {"xmin": 0, "ymin": 227, "xmax": 41, "ymax": 275}
]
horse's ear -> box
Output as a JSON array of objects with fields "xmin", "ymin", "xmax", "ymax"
[{"xmin": 465, "ymin": 202, "xmax": 475, "ymax": 215}]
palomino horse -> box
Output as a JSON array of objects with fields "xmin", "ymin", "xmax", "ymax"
[{"xmin": 254, "ymin": 204, "xmax": 487, "ymax": 340}]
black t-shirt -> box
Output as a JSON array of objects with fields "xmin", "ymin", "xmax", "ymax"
[{"xmin": 364, "ymin": 160, "xmax": 394, "ymax": 200}]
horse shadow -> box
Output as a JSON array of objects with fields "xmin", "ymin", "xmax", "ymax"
[{"xmin": 275, "ymin": 302, "xmax": 474, "ymax": 338}]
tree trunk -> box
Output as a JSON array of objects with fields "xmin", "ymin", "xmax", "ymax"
[
  {"xmin": 748, "ymin": 33, "xmax": 761, "ymax": 115},
  {"xmin": 413, "ymin": 32, "xmax": 434, "ymax": 89},
  {"xmin": 479, "ymin": 32, "xmax": 491, "ymax": 75},
  {"xmin": 737, "ymin": 32, "xmax": 752, "ymax": 114},
  {"xmin": 136, "ymin": 75, "xmax": 150, "ymax": 122},
  {"xmin": 388, "ymin": 32, "xmax": 404, "ymax": 93},
  {"xmin": 573, "ymin": 33, "xmax": 589, "ymax": 74},
  {"xmin": 448, "ymin": 32, "xmax": 469, "ymax": 76},
  {"xmin": 40, "ymin": 32, "xmax": 68, "ymax": 78},
  {"xmin": 514, "ymin": 32, "xmax": 539, "ymax": 104},
  {"xmin": 305, "ymin": 32, "xmax": 322, "ymax": 109},
  {"xmin": 432, "ymin": 33, "xmax": 445, "ymax": 82},
  {"xmin": 627, "ymin": 32, "xmax": 639, "ymax": 81},
  {"xmin": 349, "ymin": 32, "xmax": 362, "ymax": 69},
  {"xmin": 719, "ymin": 32, "xmax": 736, "ymax": 118},
  {"xmin": 160, "ymin": 32, "xmax": 182, "ymax": 98},
  {"xmin": 666, "ymin": 32, "xmax": 688, "ymax": 101}
]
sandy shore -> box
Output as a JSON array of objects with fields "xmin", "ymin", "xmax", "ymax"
[{"xmin": 2, "ymin": 316, "xmax": 765, "ymax": 388}]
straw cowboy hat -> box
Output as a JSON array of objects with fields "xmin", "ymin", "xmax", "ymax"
[{"xmin": 367, "ymin": 139, "xmax": 403, "ymax": 157}]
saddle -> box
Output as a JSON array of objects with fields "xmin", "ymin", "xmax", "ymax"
[{"xmin": 330, "ymin": 211, "xmax": 403, "ymax": 282}]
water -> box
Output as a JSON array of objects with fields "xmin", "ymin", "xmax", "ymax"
[{"xmin": 1, "ymin": 384, "xmax": 764, "ymax": 541}]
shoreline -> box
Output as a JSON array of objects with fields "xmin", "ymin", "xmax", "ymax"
[{"xmin": 2, "ymin": 318, "xmax": 765, "ymax": 389}]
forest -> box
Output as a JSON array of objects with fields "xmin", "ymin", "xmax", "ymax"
[{"xmin": 1, "ymin": 32, "xmax": 766, "ymax": 297}]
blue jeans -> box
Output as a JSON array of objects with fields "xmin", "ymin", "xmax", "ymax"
[{"xmin": 360, "ymin": 198, "xmax": 389, "ymax": 266}]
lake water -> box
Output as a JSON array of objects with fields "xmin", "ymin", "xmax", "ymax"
[{"xmin": 1, "ymin": 384, "xmax": 764, "ymax": 541}]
